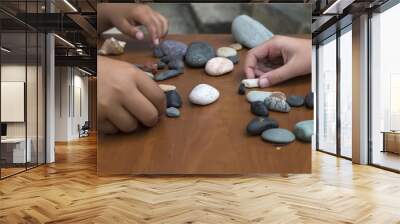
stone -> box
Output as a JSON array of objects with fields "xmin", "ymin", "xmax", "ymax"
[
  {"xmin": 286, "ymin": 95, "xmax": 305, "ymax": 107},
  {"xmin": 231, "ymin": 15, "xmax": 274, "ymax": 49},
  {"xmin": 246, "ymin": 117, "xmax": 278, "ymax": 136},
  {"xmin": 185, "ymin": 41, "xmax": 215, "ymax": 67},
  {"xmin": 98, "ymin": 37, "xmax": 126, "ymax": 55},
  {"xmin": 157, "ymin": 61, "xmax": 166, "ymax": 70},
  {"xmin": 155, "ymin": 69, "xmax": 183, "ymax": 81},
  {"xmin": 242, "ymin": 79, "xmax": 259, "ymax": 88},
  {"xmin": 264, "ymin": 96, "xmax": 291, "ymax": 113},
  {"xmin": 189, "ymin": 84, "xmax": 220, "ymax": 105},
  {"xmin": 153, "ymin": 46, "xmax": 164, "ymax": 58},
  {"xmin": 227, "ymin": 55, "xmax": 239, "ymax": 64},
  {"xmin": 166, "ymin": 107, "xmax": 180, "ymax": 118},
  {"xmin": 229, "ymin": 43, "xmax": 243, "ymax": 51},
  {"xmin": 168, "ymin": 59, "xmax": 185, "ymax": 70},
  {"xmin": 160, "ymin": 40, "xmax": 187, "ymax": 58},
  {"xmin": 293, "ymin": 120, "xmax": 314, "ymax": 142},
  {"xmin": 205, "ymin": 57, "xmax": 234, "ymax": 76},
  {"xmin": 165, "ymin": 90, "xmax": 182, "ymax": 108},
  {"xmin": 159, "ymin": 84, "xmax": 176, "ymax": 92},
  {"xmin": 246, "ymin": 91, "xmax": 272, "ymax": 103},
  {"xmin": 160, "ymin": 55, "xmax": 170, "ymax": 64},
  {"xmin": 144, "ymin": 72, "xmax": 154, "ymax": 79},
  {"xmin": 261, "ymin": 128, "xmax": 295, "ymax": 144},
  {"xmin": 305, "ymin": 91, "xmax": 314, "ymax": 109},
  {"xmin": 216, "ymin": 47, "xmax": 237, "ymax": 58},
  {"xmin": 251, "ymin": 101, "xmax": 269, "ymax": 117},
  {"xmin": 270, "ymin": 91, "xmax": 286, "ymax": 100},
  {"xmin": 238, "ymin": 83, "xmax": 245, "ymax": 95}
]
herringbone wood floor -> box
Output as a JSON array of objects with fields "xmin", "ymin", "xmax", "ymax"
[{"xmin": 1, "ymin": 135, "xmax": 400, "ymax": 224}]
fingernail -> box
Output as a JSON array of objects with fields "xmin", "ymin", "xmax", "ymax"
[
  {"xmin": 259, "ymin": 78, "xmax": 270, "ymax": 88},
  {"xmin": 154, "ymin": 38, "xmax": 159, "ymax": 45},
  {"xmin": 135, "ymin": 31, "xmax": 144, "ymax": 40}
]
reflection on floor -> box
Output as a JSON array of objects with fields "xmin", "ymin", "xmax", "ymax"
[
  {"xmin": 1, "ymin": 135, "xmax": 400, "ymax": 223},
  {"xmin": 373, "ymin": 150, "xmax": 400, "ymax": 171}
]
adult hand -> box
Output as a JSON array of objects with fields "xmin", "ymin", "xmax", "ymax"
[
  {"xmin": 244, "ymin": 35, "xmax": 311, "ymax": 88},
  {"xmin": 98, "ymin": 56, "xmax": 166, "ymax": 134}
]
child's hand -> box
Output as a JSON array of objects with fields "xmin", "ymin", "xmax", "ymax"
[
  {"xmin": 98, "ymin": 3, "xmax": 168, "ymax": 45},
  {"xmin": 98, "ymin": 56, "xmax": 166, "ymax": 134},
  {"xmin": 244, "ymin": 35, "xmax": 311, "ymax": 88}
]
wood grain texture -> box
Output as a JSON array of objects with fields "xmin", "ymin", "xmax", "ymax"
[
  {"xmin": 1, "ymin": 135, "xmax": 400, "ymax": 223},
  {"xmin": 98, "ymin": 34, "xmax": 313, "ymax": 175}
]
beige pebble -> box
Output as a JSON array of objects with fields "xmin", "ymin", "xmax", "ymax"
[
  {"xmin": 216, "ymin": 47, "xmax": 237, "ymax": 57},
  {"xmin": 270, "ymin": 91, "xmax": 286, "ymax": 100},
  {"xmin": 242, "ymin": 78, "xmax": 259, "ymax": 88},
  {"xmin": 205, "ymin": 57, "xmax": 234, "ymax": 76},
  {"xmin": 144, "ymin": 72, "xmax": 154, "ymax": 79},
  {"xmin": 230, "ymin": 43, "xmax": 243, "ymax": 51},
  {"xmin": 158, "ymin": 84, "xmax": 176, "ymax": 92}
]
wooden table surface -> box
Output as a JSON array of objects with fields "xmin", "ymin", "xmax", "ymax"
[{"xmin": 98, "ymin": 34, "xmax": 312, "ymax": 175}]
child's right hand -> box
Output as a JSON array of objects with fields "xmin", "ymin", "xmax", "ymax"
[
  {"xmin": 98, "ymin": 56, "xmax": 166, "ymax": 134},
  {"xmin": 98, "ymin": 3, "xmax": 168, "ymax": 45}
]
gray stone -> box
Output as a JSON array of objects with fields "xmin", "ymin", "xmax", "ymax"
[
  {"xmin": 286, "ymin": 95, "xmax": 304, "ymax": 107},
  {"xmin": 166, "ymin": 107, "xmax": 180, "ymax": 118},
  {"xmin": 238, "ymin": 83, "xmax": 245, "ymax": 95},
  {"xmin": 155, "ymin": 69, "xmax": 183, "ymax": 81},
  {"xmin": 165, "ymin": 90, "xmax": 182, "ymax": 108},
  {"xmin": 293, "ymin": 120, "xmax": 313, "ymax": 142},
  {"xmin": 231, "ymin": 15, "xmax": 274, "ymax": 49},
  {"xmin": 160, "ymin": 55, "xmax": 170, "ymax": 64},
  {"xmin": 185, "ymin": 41, "xmax": 215, "ymax": 67},
  {"xmin": 246, "ymin": 117, "xmax": 279, "ymax": 136},
  {"xmin": 251, "ymin": 101, "xmax": 269, "ymax": 117},
  {"xmin": 160, "ymin": 40, "xmax": 187, "ymax": 58},
  {"xmin": 264, "ymin": 96, "xmax": 291, "ymax": 113},
  {"xmin": 157, "ymin": 61, "xmax": 166, "ymax": 70},
  {"xmin": 246, "ymin": 91, "xmax": 272, "ymax": 103},
  {"xmin": 168, "ymin": 59, "xmax": 185, "ymax": 70},
  {"xmin": 153, "ymin": 46, "xmax": 164, "ymax": 58},
  {"xmin": 227, "ymin": 55, "xmax": 239, "ymax": 64},
  {"xmin": 261, "ymin": 128, "xmax": 295, "ymax": 144},
  {"xmin": 305, "ymin": 91, "xmax": 314, "ymax": 109}
]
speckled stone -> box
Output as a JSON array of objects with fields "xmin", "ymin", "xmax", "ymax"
[
  {"xmin": 155, "ymin": 69, "xmax": 183, "ymax": 81},
  {"xmin": 166, "ymin": 107, "xmax": 180, "ymax": 118},
  {"xmin": 293, "ymin": 120, "xmax": 313, "ymax": 142},
  {"xmin": 305, "ymin": 91, "xmax": 314, "ymax": 109},
  {"xmin": 185, "ymin": 41, "xmax": 215, "ymax": 67},
  {"xmin": 246, "ymin": 91, "xmax": 272, "ymax": 103},
  {"xmin": 264, "ymin": 96, "xmax": 291, "ymax": 113},
  {"xmin": 227, "ymin": 55, "xmax": 239, "ymax": 64},
  {"xmin": 231, "ymin": 15, "xmax": 274, "ymax": 48},
  {"xmin": 165, "ymin": 90, "xmax": 182, "ymax": 108},
  {"xmin": 216, "ymin": 47, "xmax": 237, "ymax": 57},
  {"xmin": 168, "ymin": 59, "xmax": 184, "ymax": 70},
  {"xmin": 251, "ymin": 101, "xmax": 269, "ymax": 117},
  {"xmin": 160, "ymin": 40, "xmax": 187, "ymax": 58},
  {"xmin": 286, "ymin": 95, "xmax": 305, "ymax": 107},
  {"xmin": 246, "ymin": 117, "xmax": 279, "ymax": 136},
  {"xmin": 270, "ymin": 92, "xmax": 286, "ymax": 101},
  {"xmin": 261, "ymin": 128, "xmax": 295, "ymax": 144}
]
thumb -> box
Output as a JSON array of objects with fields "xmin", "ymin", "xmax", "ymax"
[
  {"xmin": 258, "ymin": 64, "xmax": 292, "ymax": 88},
  {"xmin": 116, "ymin": 19, "xmax": 144, "ymax": 40}
]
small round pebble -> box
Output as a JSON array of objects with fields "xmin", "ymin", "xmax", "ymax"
[
  {"xmin": 238, "ymin": 83, "xmax": 245, "ymax": 95},
  {"xmin": 166, "ymin": 107, "xmax": 180, "ymax": 118},
  {"xmin": 251, "ymin": 101, "xmax": 269, "ymax": 117},
  {"xmin": 261, "ymin": 128, "xmax": 295, "ymax": 144},
  {"xmin": 166, "ymin": 90, "xmax": 182, "ymax": 108},
  {"xmin": 293, "ymin": 120, "xmax": 313, "ymax": 142},
  {"xmin": 242, "ymin": 79, "xmax": 259, "ymax": 88},
  {"xmin": 246, "ymin": 91, "xmax": 272, "ymax": 102},
  {"xmin": 205, "ymin": 57, "xmax": 234, "ymax": 76},
  {"xmin": 159, "ymin": 84, "xmax": 176, "ymax": 92},
  {"xmin": 246, "ymin": 117, "xmax": 279, "ymax": 136},
  {"xmin": 216, "ymin": 47, "xmax": 237, "ymax": 57},
  {"xmin": 229, "ymin": 43, "xmax": 243, "ymax": 51},
  {"xmin": 264, "ymin": 96, "xmax": 291, "ymax": 113},
  {"xmin": 189, "ymin": 84, "xmax": 220, "ymax": 105},
  {"xmin": 305, "ymin": 91, "xmax": 314, "ymax": 109},
  {"xmin": 185, "ymin": 41, "xmax": 215, "ymax": 67},
  {"xmin": 286, "ymin": 95, "xmax": 305, "ymax": 107}
]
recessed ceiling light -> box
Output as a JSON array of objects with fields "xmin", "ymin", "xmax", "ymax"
[{"xmin": 63, "ymin": 0, "xmax": 78, "ymax": 12}]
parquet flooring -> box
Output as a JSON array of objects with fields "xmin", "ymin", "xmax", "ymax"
[{"xmin": 1, "ymin": 135, "xmax": 400, "ymax": 223}]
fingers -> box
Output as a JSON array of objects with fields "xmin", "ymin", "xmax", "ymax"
[
  {"xmin": 244, "ymin": 41, "xmax": 273, "ymax": 78},
  {"xmin": 258, "ymin": 64, "xmax": 292, "ymax": 88},
  {"xmin": 101, "ymin": 119, "xmax": 119, "ymax": 134},
  {"xmin": 117, "ymin": 19, "xmax": 144, "ymax": 40},
  {"xmin": 107, "ymin": 106, "xmax": 139, "ymax": 133},
  {"xmin": 135, "ymin": 73, "xmax": 166, "ymax": 115}
]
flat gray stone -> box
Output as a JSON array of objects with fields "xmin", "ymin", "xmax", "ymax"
[
  {"xmin": 293, "ymin": 120, "xmax": 313, "ymax": 142},
  {"xmin": 246, "ymin": 117, "xmax": 278, "ymax": 136},
  {"xmin": 261, "ymin": 128, "xmax": 295, "ymax": 144},
  {"xmin": 168, "ymin": 59, "xmax": 185, "ymax": 70},
  {"xmin": 160, "ymin": 40, "xmax": 187, "ymax": 58},
  {"xmin": 185, "ymin": 41, "xmax": 215, "ymax": 67},
  {"xmin": 155, "ymin": 69, "xmax": 183, "ymax": 81},
  {"xmin": 246, "ymin": 91, "xmax": 272, "ymax": 103},
  {"xmin": 166, "ymin": 107, "xmax": 180, "ymax": 118},
  {"xmin": 286, "ymin": 95, "xmax": 304, "ymax": 107},
  {"xmin": 251, "ymin": 101, "xmax": 269, "ymax": 117},
  {"xmin": 264, "ymin": 96, "xmax": 291, "ymax": 113},
  {"xmin": 231, "ymin": 15, "xmax": 274, "ymax": 49}
]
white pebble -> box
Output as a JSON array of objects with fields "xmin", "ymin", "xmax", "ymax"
[
  {"xmin": 216, "ymin": 47, "xmax": 237, "ymax": 57},
  {"xmin": 189, "ymin": 84, "xmax": 220, "ymax": 105},
  {"xmin": 242, "ymin": 78, "xmax": 259, "ymax": 88},
  {"xmin": 205, "ymin": 57, "xmax": 234, "ymax": 76},
  {"xmin": 98, "ymin": 37, "xmax": 126, "ymax": 55}
]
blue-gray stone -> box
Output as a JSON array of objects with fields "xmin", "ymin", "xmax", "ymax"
[
  {"xmin": 264, "ymin": 96, "xmax": 291, "ymax": 113},
  {"xmin": 227, "ymin": 55, "xmax": 239, "ymax": 64},
  {"xmin": 246, "ymin": 91, "xmax": 272, "ymax": 103},
  {"xmin": 165, "ymin": 90, "xmax": 182, "ymax": 108},
  {"xmin": 293, "ymin": 120, "xmax": 313, "ymax": 142},
  {"xmin": 231, "ymin": 15, "xmax": 274, "ymax": 49},
  {"xmin": 261, "ymin": 128, "xmax": 295, "ymax": 144},
  {"xmin": 305, "ymin": 91, "xmax": 314, "ymax": 109},
  {"xmin": 155, "ymin": 69, "xmax": 183, "ymax": 81},
  {"xmin": 153, "ymin": 46, "xmax": 164, "ymax": 58},
  {"xmin": 168, "ymin": 59, "xmax": 184, "ymax": 70},
  {"xmin": 246, "ymin": 117, "xmax": 278, "ymax": 136},
  {"xmin": 160, "ymin": 55, "xmax": 170, "ymax": 64},
  {"xmin": 157, "ymin": 61, "xmax": 166, "ymax": 70},
  {"xmin": 160, "ymin": 40, "xmax": 187, "ymax": 58},
  {"xmin": 286, "ymin": 95, "xmax": 304, "ymax": 107},
  {"xmin": 185, "ymin": 41, "xmax": 215, "ymax": 67},
  {"xmin": 251, "ymin": 101, "xmax": 269, "ymax": 117},
  {"xmin": 166, "ymin": 107, "xmax": 180, "ymax": 118}
]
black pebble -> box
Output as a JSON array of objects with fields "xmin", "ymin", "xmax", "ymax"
[
  {"xmin": 157, "ymin": 61, "xmax": 166, "ymax": 70},
  {"xmin": 153, "ymin": 46, "xmax": 164, "ymax": 58},
  {"xmin": 168, "ymin": 59, "xmax": 185, "ymax": 70},
  {"xmin": 227, "ymin": 55, "xmax": 239, "ymax": 64},
  {"xmin": 246, "ymin": 117, "xmax": 279, "ymax": 136},
  {"xmin": 165, "ymin": 90, "xmax": 182, "ymax": 108},
  {"xmin": 251, "ymin": 101, "xmax": 269, "ymax": 117},
  {"xmin": 160, "ymin": 55, "xmax": 170, "ymax": 64},
  {"xmin": 305, "ymin": 92, "xmax": 314, "ymax": 109},
  {"xmin": 286, "ymin": 95, "xmax": 305, "ymax": 107},
  {"xmin": 238, "ymin": 83, "xmax": 245, "ymax": 95}
]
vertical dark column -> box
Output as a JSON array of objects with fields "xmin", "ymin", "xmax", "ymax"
[
  {"xmin": 315, "ymin": 45, "xmax": 320, "ymax": 151},
  {"xmin": 24, "ymin": 0, "xmax": 28, "ymax": 171},
  {"xmin": 336, "ymin": 24, "xmax": 341, "ymax": 157}
]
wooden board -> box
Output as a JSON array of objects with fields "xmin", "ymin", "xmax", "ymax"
[{"xmin": 97, "ymin": 34, "xmax": 312, "ymax": 175}]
